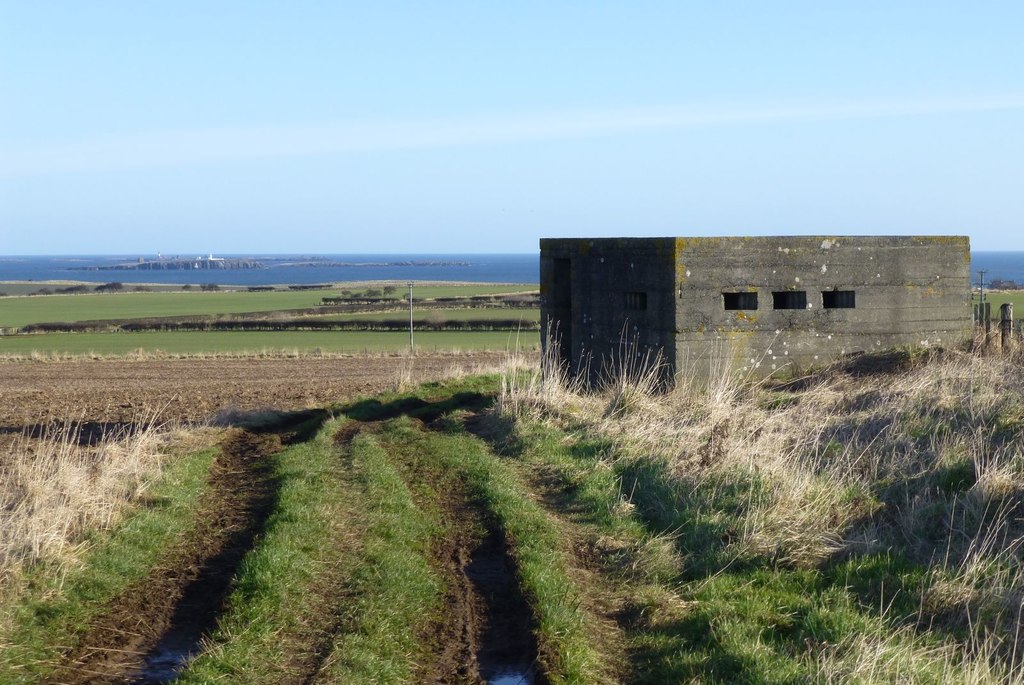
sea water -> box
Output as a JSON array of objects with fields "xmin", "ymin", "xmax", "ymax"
[
  {"xmin": 0, "ymin": 254, "xmax": 539, "ymax": 286},
  {"xmin": 1, "ymin": 252, "xmax": 1021, "ymax": 287}
]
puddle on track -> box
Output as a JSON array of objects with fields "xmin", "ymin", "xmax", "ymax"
[
  {"xmin": 133, "ymin": 431, "xmax": 280, "ymax": 683},
  {"xmin": 489, "ymin": 666, "xmax": 536, "ymax": 684},
  {"xmin": 134, "ymin": 633, "xmax": 198, "ymax": 684},
  {"xmin": 465, "ymin": 530, "xmax": 541, "ymax": 685}
]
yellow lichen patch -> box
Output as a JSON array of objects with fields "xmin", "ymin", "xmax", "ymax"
[{"xmin": 735, "ymin": 311, "xmax": 758, "ymax": 324}]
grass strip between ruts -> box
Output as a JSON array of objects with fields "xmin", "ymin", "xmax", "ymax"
[
  {"xmin": 315, "ymin": 429, "xmax": 443, "ymax": 683},
  {"xmin": 177, "ymin": 416, "xmax": 367, "ymax": 684},
  {"xmin": 376, "ymin": 412, "xmax": 607, "ymax": 685}
]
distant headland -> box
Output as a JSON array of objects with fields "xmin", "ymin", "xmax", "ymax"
[
  {"xmin": 69, "ymin": 255, "xmax": 262, "ymax": 271},
  {"xmin": 68, "ymin": 254, "xmax": 472, "ymax": 272}
]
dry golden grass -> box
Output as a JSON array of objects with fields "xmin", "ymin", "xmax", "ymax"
[
  {"xmin": 0, "ymin": 413, "xmax": 200, "ymax": 589},
  {"xmin": 499, "ymin": 337, "xmax": 1024, "ymax": 681}
]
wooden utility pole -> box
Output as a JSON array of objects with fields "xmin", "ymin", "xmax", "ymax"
[{"xmin": 408, "ymin": 282, "xmax": 415, "ymax": 354}]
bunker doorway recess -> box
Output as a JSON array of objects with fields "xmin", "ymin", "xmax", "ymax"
[{"xmin": 551, "ymin": 258, "xmax": 572, "ymax": 367}]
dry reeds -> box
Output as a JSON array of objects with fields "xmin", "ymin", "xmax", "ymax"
[{"xmin": 0, "ymin": 412, "xmax": 172, "ymax": 587}]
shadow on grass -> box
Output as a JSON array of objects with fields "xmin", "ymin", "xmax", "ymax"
[
  {"xmin": 213, "ymin": 407, "xmax": 332, "ymax": 444},
  {"xmin": 339, "ymin": 392, "xmax": 492, "ymax": 424},
  {"xmin": 614, "ymin": 451, "xmax": 999, "ymax": 683}
]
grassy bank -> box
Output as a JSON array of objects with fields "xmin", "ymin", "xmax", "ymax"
[{"xmin": 498, "ymin": 346, "xmax": 1024, "ymax": 682}]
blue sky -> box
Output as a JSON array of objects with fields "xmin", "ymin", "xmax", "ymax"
[{"xmin": 1, "ymin": 2, "xmax": 1022, "ymax": 254}]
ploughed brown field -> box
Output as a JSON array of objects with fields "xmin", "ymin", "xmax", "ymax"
[{"xmin": 0, "ymin": 352, "xmax": 509, "ymax": 428}]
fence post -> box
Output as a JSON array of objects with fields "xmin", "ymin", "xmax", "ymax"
[
  {"xmin": 1016, "ymin": 319, "xmax": 1024, "ymax": 345},
  {"xmin": 984, "ymin": 302, "xmax": 992, "ymax": 347},
  {"xmin": 1001, "ymin": 303, "xmax": 1014, "ymax": 352}
]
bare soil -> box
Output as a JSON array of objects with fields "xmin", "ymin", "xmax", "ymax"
[
  {"xmin": 43, "ymin": 428, "xmax": 283, "ymax": 685},
  {"xmin": 0, "ymin": 353, "xmax": 506, "ymax": 428},
  {"xmin": 403, "ymin": 418, "xmax": 542, "ymax": 685}
]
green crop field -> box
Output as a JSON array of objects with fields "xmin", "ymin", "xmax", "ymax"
[
  {"xmin": 0, "ymin": 284, "xmax": 537, "ymax": 328},
  {"xmin": 324, "ymin": 307, "xmax": 540, "ymax": 322},
  {"xmin": 0, "ymin": 330, "xmax": 540, "ymax": 356},
  {"xmin": 980, "ymin": 290, "xmax": 1024, "ymax": 312}
]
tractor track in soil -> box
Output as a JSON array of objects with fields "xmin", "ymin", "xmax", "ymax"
[
  {"xmin": 42, "ymin": 427, "xmax": 284, "ymax": 684},
  {"xmin": 395, "ymin": 414, "xmax": 543, "ymax": 685},
  {"xmin": 305, "ymin": 408, "xmax": 544, "ymax": 684}
]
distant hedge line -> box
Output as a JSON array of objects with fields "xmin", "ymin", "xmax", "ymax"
[
  {"xmin": 18, "ymin": 318, "xmax": 541, "ymax": 334},
  {"xmin": 319, "ymin": 295, "xmax": 539, "ymax": 306}
]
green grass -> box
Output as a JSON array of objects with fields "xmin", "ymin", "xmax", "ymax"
[
  {"xmin": 0, "ymin": 284, "xmax": 537, "ymax": 328},
  {"xmin": 323, "ymin": 306, "xmax": 540, "ymax": 322},
  {"xmin": 0, "ymin": 446, "xmax": 218, "ymax": 684},
  {"xmin": 327, "ymin": 284, "xmax": 537, "ymax": 299},
  {"xmin": 977, "ymin": 290, "xmax": 1024, "ymax": 314},
  {"xmin": 348, "ymin": 379, "xmax": 610, "ymax": 685},
  {"xmin": 0, "ymin": 330, "xmax": 539, "ymax": 356},
  {"xmin": 430, "ymin": 432, "xmax": 606, "ymax": 684},
  {"xmin": 0, "ymin": 291, "xmax": 329, "ymax": 327},
  {"xmin": 313, "ymin": 430, "xmax": 444, "ymax": 683},
  {"xmin": 178, "ymin": 416, "xmax": 394, "ymax": 684}
]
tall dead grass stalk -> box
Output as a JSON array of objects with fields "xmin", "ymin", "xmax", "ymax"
[
  {"xmin": 499, "ymin": 340, "xmax": 1024, "ymax": 677},
  {"xmin": 0, "ymin": 411, "xmax": 171, "ymax": 587}
]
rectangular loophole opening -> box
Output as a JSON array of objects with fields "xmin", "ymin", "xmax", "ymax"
[
  {"xmin": 723, "ymin": 291, "xmax": 758, "ymax": 310},
  {"xmin": 822, "ymin": 290, "xmax": 856, "ymax": 309},
  {"xmin": 772, "ymin": 291, "xmax": 807, "ymax": 310},
  {"xmin": 625, "ymin": 291, "xmax": 647, "ymax": 310}
]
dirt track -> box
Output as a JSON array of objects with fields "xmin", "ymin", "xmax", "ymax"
[
  {"xmin": 46, "ymin": 428, "xmax": 283, "ymax": 685},
  {"xmin": 0, "ymin": 353, "xmax": 508, "ymax": 427}
]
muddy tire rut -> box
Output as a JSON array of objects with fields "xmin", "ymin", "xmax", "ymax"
[
  {"xmin": 45, "ymin": 429, "xmax": 281, "ymax": 685},
  {"xmin": 399, "ymin": 418, "xmax": 543, "ymax": 685}
]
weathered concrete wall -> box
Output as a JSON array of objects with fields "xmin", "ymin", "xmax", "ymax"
[
  {"xmin": 540, "ymin": 236, "xmax": 971, "ymax": 381},
  {"xmin": 673, "ymin": 236, "xmax": 971, "ymax": 377},
  {"xmin": 540, "ymin": 238, "xmax": 676, "ymax": 381}
]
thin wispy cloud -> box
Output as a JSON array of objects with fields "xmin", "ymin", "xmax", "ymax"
[{"xmin": 3, "ymin": 95, "xmax": 1023, "ymax": 179}]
